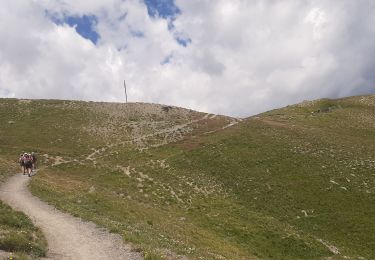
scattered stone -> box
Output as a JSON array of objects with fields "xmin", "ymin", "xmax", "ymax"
[
  {"xmin": 330, "ymin": 180, "xmax": 339, "ymax": 185},
  {"xmin": 89, "ymin": 186, "xmax": 95, "ymax": 193},
  {"xmin": 317, "ymin": 239, "xmax": 340, "ymax": 255},
  {"xmin": 162, "ymin": 106, "xmax": 173, "ymax": 112}
]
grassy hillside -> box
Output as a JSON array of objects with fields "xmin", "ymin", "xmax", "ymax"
[{"xmin": 0, "ymin": 96, "xmax": 374, "ymax": 259}]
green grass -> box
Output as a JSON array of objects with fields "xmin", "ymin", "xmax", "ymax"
[
  {"xmin": 1, "ymin": 96, "xmax": 375, "ymax": 259},
  {"xmin": 0, "ymin": 201, "xmax": 47, "ymax": 258}
]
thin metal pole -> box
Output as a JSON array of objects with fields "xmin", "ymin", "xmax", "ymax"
[{"xmin": 124, "ymin": 79, "xmax": 128, "ymax": 103}]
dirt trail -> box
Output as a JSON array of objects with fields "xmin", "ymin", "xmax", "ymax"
[
  {"xmin": 0, "ymin": 174, "xmax": 143, "ymax": 260},
  {"xmin": 0, "ymin": 250, "xmax": 10, "ymax": 259},
  {"xmin": 86, "ymin": 113, "xmax": 221, "ymax": 160}
]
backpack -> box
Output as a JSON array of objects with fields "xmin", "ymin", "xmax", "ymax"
[{"xmin": 24, "ymin": 156, "xmax": 31, "ymax": 164}]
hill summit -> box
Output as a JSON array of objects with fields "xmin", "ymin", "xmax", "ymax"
[{"xmin": 0, "ymin": 95, "xmax": 374, "ymax": 259}]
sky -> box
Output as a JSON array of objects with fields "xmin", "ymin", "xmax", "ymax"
[{"xmin": 1, "ymin": 0, "xmax": 375, "ymax": 117}]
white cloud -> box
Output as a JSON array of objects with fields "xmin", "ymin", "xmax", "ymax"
[
  {"xmin": 305, "ymin": 8, "xmax": 327, "ymax": 40},
  {"xmin": 0, "ymin": 0, "xmax": 375, "ymax": 117}
]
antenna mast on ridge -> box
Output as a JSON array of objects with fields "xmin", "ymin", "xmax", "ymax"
[{"xmin": 123, "ymin": 79, "xmax": 128, "ymax": 103}]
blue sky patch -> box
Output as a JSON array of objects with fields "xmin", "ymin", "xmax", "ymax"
[
  {"xmin": 176, "ymin": 37, "xmax": 191, "ymax": 47},
  {"xmin": 142, "ymin": 2, "xmax": 190, "ymax": 47},
  {"xmin": 64, "ymin": 15, "xmax": 100, "ymax": 44},
  {"xmin": 144, "ymin": 0, "xmax": 180, "ymax": 19},
  {"xmin": 47, "ymin": 12, "xmax": 100, "ymax": 45}
]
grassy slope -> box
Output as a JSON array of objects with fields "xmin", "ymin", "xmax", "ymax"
[{"xmin": 1, "ymin": 96, "xmax": 374, "ymax": 259}]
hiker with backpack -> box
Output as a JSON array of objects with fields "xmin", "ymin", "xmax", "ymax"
[
  {"xmin": 19, "ymin": 153, "xmax": 25, "ymax": 174},
  {"xmin": 23, "ymin": 153, "xmax": 33, "ymax": 177},
  {"xmin": 31, "ymin": 152, "xmax": 37, "ymax": 170}
]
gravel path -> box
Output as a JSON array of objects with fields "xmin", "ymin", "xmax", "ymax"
[{"xmin": 0, "ymin": 174, "xmax": 143, "ymax": 260}]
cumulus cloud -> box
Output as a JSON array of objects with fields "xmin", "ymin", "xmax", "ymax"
[{"xmin": 0, "ymin": 0, "xmax": 375, "ymax": 117}]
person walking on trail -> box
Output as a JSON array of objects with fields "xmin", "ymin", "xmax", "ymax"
[
  {"xmin": 23, "ymin": 153, "xmax": 33, "ymax": 177},
  {"xmin": 19, "ymin": 153, "xmax": 25, "ymax": 174},
  {"xmin": 31, "ymin": 152, "xmax": 37, "ymax": 170}
]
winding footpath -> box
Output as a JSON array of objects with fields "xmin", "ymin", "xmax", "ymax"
[{"xmin": 0, "ymin": 173, "xmax": 143, "ymax": 260}]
